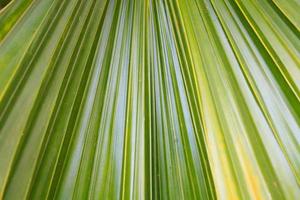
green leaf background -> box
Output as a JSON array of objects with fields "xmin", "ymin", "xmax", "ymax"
[{"xmin": 0, "ymin": 0, "xmax": 299, "ymax": 199}]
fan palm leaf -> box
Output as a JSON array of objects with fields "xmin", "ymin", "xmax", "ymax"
[{"xmin": 0, "ymin": 0, "xmax": 299, "ymax": 199}]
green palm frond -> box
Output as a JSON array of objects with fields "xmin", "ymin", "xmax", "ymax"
[{"xmin": 0, "ymin": 0, "xmax": 299, "ymax": 199}]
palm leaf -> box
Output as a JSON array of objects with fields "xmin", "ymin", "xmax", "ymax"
[{"xmin": 0, "ymin": 0, "xmax": 299, "ymax": 199}]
